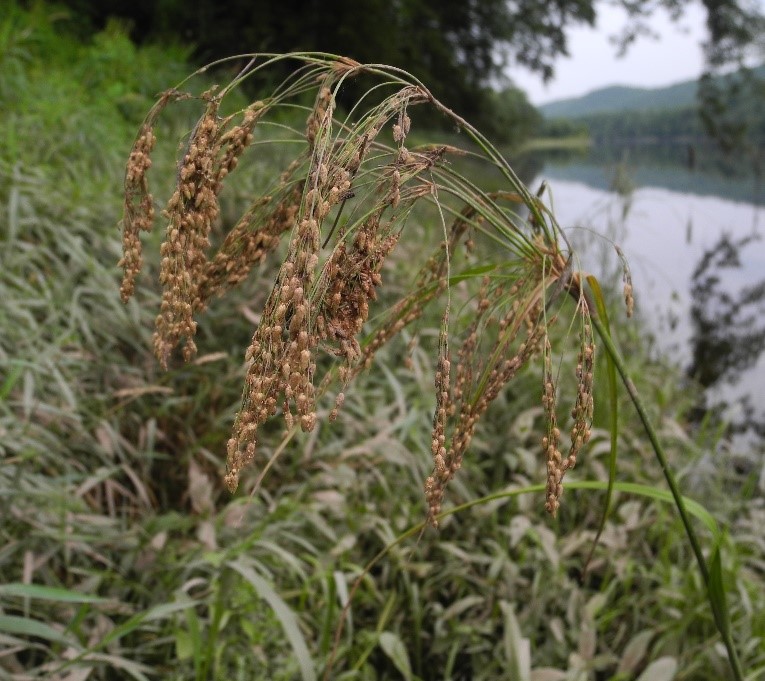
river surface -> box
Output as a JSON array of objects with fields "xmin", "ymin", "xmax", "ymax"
[{"xmin": 530, "ymin": 149, "xmax": 765, "ymax": 449}]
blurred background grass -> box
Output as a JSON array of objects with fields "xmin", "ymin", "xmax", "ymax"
[{"xmin": 0, "ymin": 3, "xmax": 763, "ymax": 680}]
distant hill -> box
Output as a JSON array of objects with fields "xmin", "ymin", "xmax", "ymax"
[
  {"xmin": 539, "ymin": 81, "xmax": 698, "ymax": 118},
  {"xmin": 539, "ymin": 66, "xmax": 765, "ymax": 119}
]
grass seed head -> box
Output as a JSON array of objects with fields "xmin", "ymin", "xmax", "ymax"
[
  {"xmin": 153, "ymin": 104, "xmax": 223, "ymax": 367},
  {"xmin": 119, "ymin": 125, "xmax": 157, "ymax": 302},
  {"xmin": 120, "ymin": 57, "xmax": 598, "ymax": 519}
]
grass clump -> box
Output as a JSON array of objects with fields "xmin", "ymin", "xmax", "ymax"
[
  {"xmin": 117, "ymin": 52, "xmax": 757, "ymax": 678},
  {"xmin": 1, "ymin": 12, "xmax": 764, "ymax": 680}
]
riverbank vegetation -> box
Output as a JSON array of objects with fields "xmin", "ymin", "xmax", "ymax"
[
  {"xmin": 1, "ymin": 5, "xmax": 764, "ymax": 680},
  {"xmin": 539, "ymin": 67, "xmax": 765, "ymax": 168}
]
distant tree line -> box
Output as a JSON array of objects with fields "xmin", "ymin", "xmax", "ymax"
[
  {"xmin": 577, "ymin": 108, "xmax": 706, "ymax": 144},
  {"xmin": 47, "ymin": 0, "xmax": 765, "ymax": 147},
  {"xmin": 54, "ymin": 0, "xmax": 586, "ymax": 142},
  {"xmin": 551, "ymin": 79, "xmax": 765, "ymax": 155}
]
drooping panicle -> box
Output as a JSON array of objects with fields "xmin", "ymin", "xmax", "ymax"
[{"xmin": 119, "ymin": 90, "xmax": 184, "ymax": 302}]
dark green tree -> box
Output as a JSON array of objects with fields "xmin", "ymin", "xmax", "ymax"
[
  {"xmin": 54, "ymin": 0, "xmax": 763, "ymax": 137},
  {"xmin": 484, "ymin": 86, "xmax": 543, "ymax": 144}
]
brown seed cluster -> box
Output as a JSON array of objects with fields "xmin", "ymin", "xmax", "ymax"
[
  {"xmin": 197, "ymin": 180, "xmax": 304, "ymax": 304},
  {"xmin": 355, "ymin": 201, "xmax": 474, "ymax": 378},
  {"xmin": 426, "ymin": 322, "xmax": 451, "ymax": 514},
  {"xmin": 119, "ymin": 125, "xmax": 157, "ymax": 303},
  {"xmin": 316, "ymin": 211, "xmax": 399, "ymax": 372},
  {"xmin": 306, "ymin": 85, "xmax": 333, "ymax": 150},
  {"xmin": 425, "ymin": 278, "xmax": 545, "ymax": 525},
  {"xmin": 624, "ymin": 282, "xmax": 634, "ymax": 318},
  {"xmin": 214, "ymin": 101, "xmax": 264, "ymax": 190},
  {"xmin": 542, "ymin": 306, "xmax": 595, "ymax": 517},
  {"xmin": 224, "ymin": 87, "xmax": 343, "ymax": 491},
  {"xmin": 154, "ymin": 104, "xmax": 222, "ymax": 367},
  {"xmin": 119, "ymin": 65, "xmax": 599, "ymax": 525},
  {"xmin": 224, "ymin": 87, "xmax": 437, "ymax": 489},
  {"xmin": 569, "ymin": 313, "xmax": 594, "ymax": 463},
  {"xmin": 542, "ymin": 337, "xmax": 563, "ymax": 516},
  {"xmin": 119, "ymin": 90, "xmax": 185, "ymax": 304},
  {"xmin": 225, "ymin": 259, "xmax": 319, "ymax": 492},
  {"xmin": 152, "ymin": 99, "xmax": 268, "ymax": 366}
]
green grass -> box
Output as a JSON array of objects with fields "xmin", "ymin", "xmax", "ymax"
[{"xmin": 1, "ymin": 5, "xmax": 764, "ymax": 680}]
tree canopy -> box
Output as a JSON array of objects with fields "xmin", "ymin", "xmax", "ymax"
[{"xmin": 56, "ymin": 0, "xmax": 763, "ymax": 138}]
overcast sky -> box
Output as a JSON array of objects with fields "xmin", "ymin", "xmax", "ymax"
[{"xmin": 509, "ymin": 3, "xmax": 708, "ymax": 104}]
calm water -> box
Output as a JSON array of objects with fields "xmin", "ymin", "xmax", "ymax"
[{"xmin": 532, "ymin": 150, "xmax": 765, "ymax": 448}]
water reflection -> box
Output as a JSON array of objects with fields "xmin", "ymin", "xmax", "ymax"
[
  {"xmin": 687, "ymin": 233, "xmax": 765, "ymax": 436},
  {"xmin": 534, "ymin": 144, "xmax": 765, "ymax": 206},
  {"xmin": 528, "ymin": 149, "xmax": 765, "ymax": 447}
]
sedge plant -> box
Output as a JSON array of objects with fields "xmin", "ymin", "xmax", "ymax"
[{"xmin": 118, "ymin": 52, "xmax": 743, "ymax": 679}]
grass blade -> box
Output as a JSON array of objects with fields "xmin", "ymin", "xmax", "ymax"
[
  {"xmin": 636, "ymin": 656, "xmax": 678, "ymax": 681},
  {"xmin": 589, "ymin": 311, "xmax": 742, "ymax": 680},
  {"xmin": 708, "ymin": 543, "xmax": 732, "ymax": 637},
  {"xmin": 54, "ymin": 600, "xmax": 198, "ymax": 674},
  {"xmin": 444, "ymin": 480, "xmax": 720, "ymax": 538},
  {"xmin": 0, "ymin": 362, "xmax": 24, "ymax": 401},
  {"xmin": 228, "ymin": 559, "xmax": 317, "ymax": 681},
  {"xmin": 0, "ymin": 584, "xmax": 107, "ymax": 604},
  {"xmin": 0, "ymin": 615, "xmax": 80, "ymax": 648},
  {"xmin": 379, "ymin": 631, "xmax": 413, "ymax": 681}
]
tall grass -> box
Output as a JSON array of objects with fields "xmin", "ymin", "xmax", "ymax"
[{"xmin": 1, "ymin": 8, "xmax": 763, "ymax": 680}]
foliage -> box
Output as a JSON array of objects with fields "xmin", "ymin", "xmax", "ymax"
[
  {"xmin": 483, "ymin": 86, "xmax": 543, "ymax": 146},
  {"xmin": 1, "ymin": 7, "xmax": 765, "ymax": 681},
  {"xmin": 0, "ymin": 2, "xmax": 192, "ymax": 175},
  {"xmin": 538, "ymin": 117, "xmax": 590, "ymax": 141},
  {"xmin": 51, "ymin": 0, "xmax": 765, "ymax": 141},
  {"xmin": 579, "ymin": 107, "xmax": 705, "ymax": 144},
  {"xmin": 538, "ymin": 81, "xmax": 704, "ymax": 120},
  {"xmin": 686, "ymin": 233, "xmax": 765, "ymax": 437},
  {"xmin": 539, "ymin": 66, "xmax": 765, "ymax": 154},
  {"xmin": 53, "ymin": 0, "xmax": 597, "ymax": 127}
]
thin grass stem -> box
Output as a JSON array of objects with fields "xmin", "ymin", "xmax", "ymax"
[{"xmin": 588, "ymin": 311, "xmax": 744, "ymax": 681}]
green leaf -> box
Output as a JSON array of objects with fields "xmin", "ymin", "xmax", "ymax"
[
  {"xmin": 500, "ymin": 601, "xmax": 530, "ymax": 681},
  {"xmin": 440, "ymin": 480, "xmax": 719, "ymax": 540},
  {"xmin": 636, "ymin": 656, "xmax": 678, "ymax": 681},
  {"xmin": 84, "ymin": 652, "xmax": 153, "ymax": 681},
  {"xmin": 566, "ymin": 481, "xmax": 720, "ymax": 539},
  {"xmin": 51, "ymin": 599, "xmax": 198, "ymax": 675},
  {"xmin": 0, "ymin": 615, "xmax": 79, "ymax": 648},
  {"xmin": 447, "ymin": 263, "xmax": 497, "ymax": 284},
  {"xmin": 708, "ymin": 544, "xmax": 731, "ymax": 637},
  {"xmin": 0, "ymin": 363, "xmax": 24, "ymax": 401},
  {"xmin": 185, "ymin": 605, "xmax": 203, "ymax": 677},
  {"xmin": 0, "ymin": 583, "xmax": 107, "ymax": 604},
  {"xmin": 175, "ymin": 629, "xmax": 193, "ymax": 661},
  {"xmin": 379, "ymin": 631, "xmax": 413, "ymax": 681},
  {"xmin": 228, "ymin": 559, "xmax": 316, "ymax": 681},
  {"xmin": 617, "ymin": 630, "xmax": 655, "ymax": 675}
]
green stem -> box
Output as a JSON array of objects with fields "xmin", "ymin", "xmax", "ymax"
[{"xmin": 589, "ymin": 312, "xmax": 744, "ymax": 681}]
